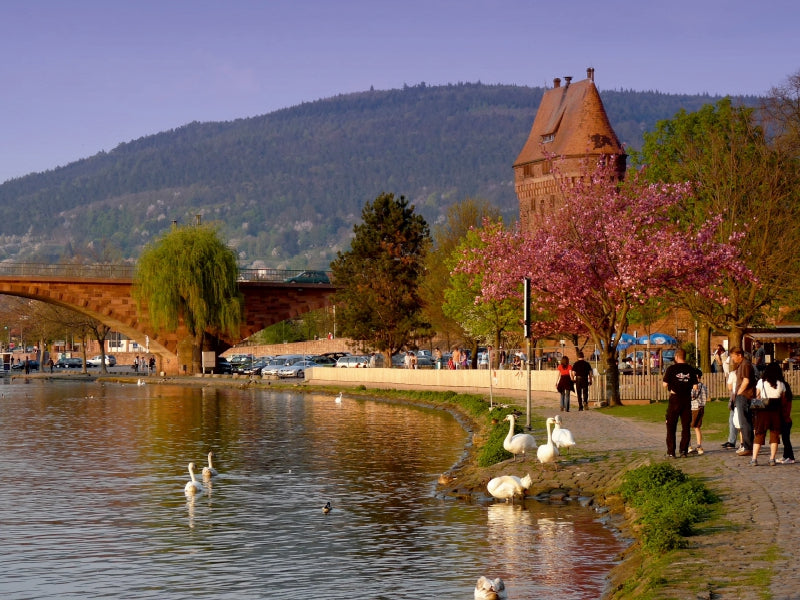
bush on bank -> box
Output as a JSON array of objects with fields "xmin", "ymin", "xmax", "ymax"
[{"xmin": 617, "ymin": 463, "xmax": 719, "ymax": 554}]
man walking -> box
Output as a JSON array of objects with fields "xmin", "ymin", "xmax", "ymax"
[
  {"xmin": 662, "ymin": 348, "xmax": 698, "ymax": 458},
  {"xmin": 729, "ymin": 346, "xmax": 756, "ymax": 456},
  {"xmin": 572, "ymin": 351, "xmax": 593, "ymax": 411}
]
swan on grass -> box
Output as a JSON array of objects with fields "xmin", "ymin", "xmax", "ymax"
[
  {"xmin": 486, "ymin": 473, "xmax": 532, "ymax": 503},
  {"xmin": 551, "ymin": 415, "xmax": 576, "ymax": 452},
  {"xmin": 184, "ymin": 462, "xmax": 203, "ymax": 495},
  {"xmin": 474, "ymin": 575, "xmax": 508, "ymax": 600},
  {"xmin": 202, "ymin": 451, "xmax": 218, "ymax": 480},
  {"xmin": 537, "ymin": 417, "xmax": 560, "ymax": 467},
  {"xmin": 503, "ymin": 414, "xmax": 537, "ymax": 462}
]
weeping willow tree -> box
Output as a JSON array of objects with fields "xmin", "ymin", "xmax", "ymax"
[{"xmin": 133, "ymin": 224, "xmax": 242, "ymax": 374}]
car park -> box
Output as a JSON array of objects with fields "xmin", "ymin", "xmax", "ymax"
[
  {"xmin": 284, "ymin": 270, "xmax": 330, "ymax": 284},
  {"xmin": 55, "ymin": 357, "xmax": 83, "ymax": 369},
  {"xmin": 278, "ymin": 360, "xmax": 323, "ymax": 378},
  {"xmin": 336, "ymin": 355, "xmax": 371, "ymax": 368},
  {"xmin": 87, "ymin": 354, "xmax": 117, "ymax": 367}
]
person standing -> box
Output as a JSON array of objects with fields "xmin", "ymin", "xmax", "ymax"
[
  {"xmin": 751, "ymin": 362, "xmax": 785, "ymax": 466},
  {"xmin": 662, "ymin": 348, "xmax": 698, "ymax": 458},
  {"xmin": 712, "ymin": 344, "xmax": 726, "ymax": 374},
  {"xmin": 777, "ymin": 372, "xmax": 795, "ymax": 464},
  {"xmin": 571, "ymin": 351, "xmax": 593, "ymax": 411},
  {"xmin": 722, "ymin": 367, "xmax": 739, "ymax": 449},
  {"xmin": 752, "ymin": 340, "xmax": 766, "ymax": 378},
  {"xmin": 498, "ymin": 347, "xmax": 507, "ymax": 370},
  {"xmin": 730, "ymin": 347, "xmax": 756, "ymax": 457},
  {"xmin": 433, "ymin": 347, "xmax": 442, "ymax": 370},
  {"xmin": 689, "ymin": 370, "xmax": 708, "ymax": 454},
  {"xmin": 556, "ymin": 356, "xmax": 574, "ymax": 412}
]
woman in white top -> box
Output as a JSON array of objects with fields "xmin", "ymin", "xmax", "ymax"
[{"xmin": 751, "ymin": 362, "xmax": 786, "ymax": 466}]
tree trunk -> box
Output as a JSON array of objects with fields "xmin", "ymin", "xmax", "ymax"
[
  {"xmin": 604, "ymin": 349, "xmax": 622, "ymax": 406},
  {"xmin": 698, "ymin": 323, "xmax": 712, "ymax": 372}
]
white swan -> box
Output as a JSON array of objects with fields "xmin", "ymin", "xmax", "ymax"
[
  {"xmin": 551, "ymin": 415, "xmax": 576, "ymax": 452},
  {"xmin": 184, "ymin": 462, "xmax": 203, "ymax": 495},
  {"xmin": 474, "ymin": 575, "xmax": 508, "ymax": 600},
  {"xmin": 486, "ymin": 473, "xmax": 533, "ymax": 503},
  {"xmin": 202, "ymin": 451, "xmax": 218, "ymax": 480},
  {"xmin": 537, "ymin": 417, "xmax": 560, "ymax": 466},
  {"xmin": 335, "ymin": 392, "xmax": 343, "ymax": 404},
  {"xmin": 137, "ymin": 378, "xmax": 145, "ymax": 386},
  {"xmin": 322, "ymin": 501, "xmax": 332, "ymax": 514},
  {"xmin": 503, "ymin": 414, "xmax": 537, "ymax": 462}
]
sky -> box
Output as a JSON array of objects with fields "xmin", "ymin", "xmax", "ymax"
[{"xmin": 1, "ymin": 0, "xmax": 799, "ymax": 184}]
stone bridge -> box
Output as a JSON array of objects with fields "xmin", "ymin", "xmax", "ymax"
[{"xmin": 0, "ymin": 263, "xmax": 334, "ymax": 374}]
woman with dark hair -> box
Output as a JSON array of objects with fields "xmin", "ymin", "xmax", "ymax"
[
  {"xmin": 556, "ymin": 356, "xmax": 574, "ymax": 412},
  {"xmin": 751, "ymin": 361, "xmax": 785, "ymax": 466}
]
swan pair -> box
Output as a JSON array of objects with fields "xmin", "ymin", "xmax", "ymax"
[
  {"xmin": 486, "ymin": 473, "xmax": 532, "ymax": 503},
  {"xmin": 184, "ymin": 451, "xmax": 219, "ymax": 494},
  {"xmin": 474, "ymin": 576, "xmax": 508, "ymax": 600}
]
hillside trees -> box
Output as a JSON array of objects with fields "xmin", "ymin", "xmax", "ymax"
[
  {"xmin": 331, "ymin": 193, "xmax": 431, "ymax": 365},
  {"xmin": 632, "ymin": 97, "xmax": 800, "ymax": 358},
  {"xmin": 133, "ymin": 224, "xmax": 243, "ymax": 374},
  {"xmin": 455, "ymin": 159, "xmax": 741, "ymax": 405}
]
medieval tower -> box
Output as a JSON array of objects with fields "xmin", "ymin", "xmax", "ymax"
[{"xmin": 513, "ymin": 68, "xmax": 626, "ymax": 231}]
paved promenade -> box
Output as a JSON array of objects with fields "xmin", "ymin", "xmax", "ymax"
[{"xmin": 530, "ymin": 396, "xmax": 798, "ymax": 599}]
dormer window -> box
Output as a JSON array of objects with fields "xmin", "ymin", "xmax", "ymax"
[{"xmin": 541, "ymin": 134, "xmax": 554, "ymax": 143}]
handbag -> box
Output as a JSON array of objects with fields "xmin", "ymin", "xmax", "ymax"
[{"xmin": 750, "ymin": 397, "xmax": 767, "ymax": 410}]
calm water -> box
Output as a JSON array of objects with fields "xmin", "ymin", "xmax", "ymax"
[{"xmin": 0, "ymin": 380, "xmax": 625, "ymax": 599}]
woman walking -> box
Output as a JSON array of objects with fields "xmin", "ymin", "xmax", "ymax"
[{"xmin": 556, "ymin": 356, "xmax": 574, "ymax": 412}]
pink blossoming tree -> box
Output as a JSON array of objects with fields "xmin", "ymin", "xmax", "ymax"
[{"xmin": 455, "ymin": 158, "xmax": 744, "ymax": 405}]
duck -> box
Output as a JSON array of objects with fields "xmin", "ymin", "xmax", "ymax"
[
  {"xmin": 486, "ymin": 473, "xmax": 533, "ymax": 503},
  {"xmin": 202, "ymin": 450, "xmax": 218, "ymax": 480},
  {"xmin": 503, "ymin": 414, "xmax": 537, "ymax": 462},
  {"xmin": 322, "ymin": 501, "xmax": 332, "ymax": 514},
  {"xmin": 474, "ymin": 575, "xmax": 508, "ymax": 600},
  {"xmin": 551, "ymin": 415, "xmax": 576, "ymax": 452},
  {"xmin": 184, "ymin": 462, "xmax": 203, "ymax": 495},
  {"xmin": 335, "ymin": 392, "xmax": 343, "ymax": 404},
  {"xmin": 537, "ymin": 417, "xmax": 560, "ymax": 467}
]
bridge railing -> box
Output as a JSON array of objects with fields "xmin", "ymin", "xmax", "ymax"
[{"xmin": 0, "ymin": 262, "xmax": 330, "ymax": 283}]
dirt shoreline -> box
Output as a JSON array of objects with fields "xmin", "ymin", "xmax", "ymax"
[{"xmin": 18, "ymin": 373, "xmax": 786, "ymax": 598}]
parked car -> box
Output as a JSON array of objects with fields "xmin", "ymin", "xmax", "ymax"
[
  {"xmin": 11, "ymin": 359, "xmax": 39, "ymax": 371},
  {"xmin": 55, "ymin": 357, "xmax": 83, "ymax": 369},
  {"xmin": 243, "ymin": 358, "xmax": 271, "ymax": 375},
  {"xmin": 310, "ymin": 355, "xmax": 337, "ymax": 367},
  {"xmin": 214, "ymin": 358, "xmax": 233, "ymax": 374},
  {"xmin": 87, "ymin": 354, "xmax": 117, "ymax": 367},
  {"xmin": 336, "ymin": 355, "xmax": 371, "ymax": 368},
  {"xmin": 284, "ymin": 270, "xmax": 330, "ymax": 284},
  {"xmin": 278, "ymin": 360, "xmax": 323, "ymax": 378}
]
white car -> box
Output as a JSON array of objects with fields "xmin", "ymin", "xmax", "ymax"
[
  {"xmin": 277, "ymin": 360, "xmax": 322, "ymax": 378},
  {"xmin": 87, "ymin": 354, "xmax": 117, "ymax": 367},
  {"xmin": 336, "ymin": 355, "xmax": 371, "ymax": 368}
]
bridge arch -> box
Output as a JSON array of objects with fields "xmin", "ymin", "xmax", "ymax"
[{"xmin": 0, "ymin": 264, "xmax": 335, "ymax": 374}]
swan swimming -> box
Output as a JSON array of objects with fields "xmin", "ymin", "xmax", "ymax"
[
  {"xmin": 335, "ymin": 392, "xmax": 343, "ymax": 404},
  {"xmin": 184, "ymin": 462, "xmax": 203, "ymax": 495},
  {"xmin": 537, "ymin": 417, "xmax": 560, "ymax": 467},
  {"xmin": 202, "ymin": 451, "xmax": 218, "ymax": 480},
  {"xmin": 137, "ymin": 378, "xmax": 145, "ymax": 386},
  {"xmin": 474, "ymin": 575, "xmax": 508, "ymax": 600},
  {"xmin": 551, "ymin": 415, "xmax": 575, "ymax": 452},
  {"xmin": 322, "ymin": 501, "xmax": 332, "ymax": 514},
  {"xmin": 486, "ymin": 473, "xmax": 533, "ymax": 503},
  {"xmin": 503, "ymin": 414, "xmax": 537, "ymax": 462}
]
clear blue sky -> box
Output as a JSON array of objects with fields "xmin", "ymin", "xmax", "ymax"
[{"xmin": 2, "ymin": 0, "xmax": 798, "ymax": 184}]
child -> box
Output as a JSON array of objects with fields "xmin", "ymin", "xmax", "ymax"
[{"xmin": 689, "ymin": 370, "xmax": 709, "ymax": 455}]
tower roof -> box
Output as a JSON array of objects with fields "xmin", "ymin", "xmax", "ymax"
[{"xmin": 513, "ymin": 71, "xmax": 624, "ymax": 167}]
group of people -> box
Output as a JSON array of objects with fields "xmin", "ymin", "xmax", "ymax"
[
  {"xmin": 662, "ymin": 346, "xmax": 794, "ymax": 465},
  {"xmin": 133, "ymin": 355, "xmax": 156, "ymax": 374}
]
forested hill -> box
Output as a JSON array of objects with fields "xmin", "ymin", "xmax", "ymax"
[{"xmin": 0, "ymin": 83, "xmax": 752, "ymax": 268}]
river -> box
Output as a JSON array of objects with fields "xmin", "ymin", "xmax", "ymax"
[{"xmin": 0, "ymin": 380, "xmax": 625, "ymax": 598}]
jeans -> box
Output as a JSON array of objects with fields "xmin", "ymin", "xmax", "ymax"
[
  {"xmin": 734, "ymin": 394, "xmax": 754, "ymax": 450},
  {"xmin": 559, "ymin": 390, "xmax": 571, "ymax": 412},
  {"xmin": 781, "ymin": 420, "xmax": 795, "ymax": 460},
  {"xmin": 665, "ymin": 396, "xmax": 692, "ymax": 456},
  {"xmin": 575, "ymin": 377, "xmax": 589, "ymax": 409}
]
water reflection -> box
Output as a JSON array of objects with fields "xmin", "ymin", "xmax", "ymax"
[{"xmin": 0, "ymin": 381, "xmax": 624, "ymax": 599}]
